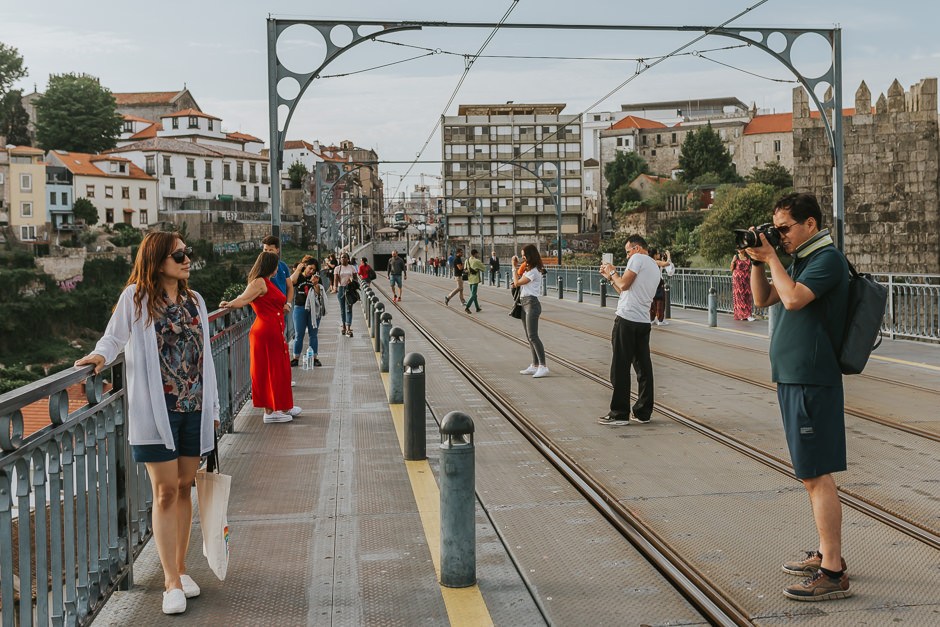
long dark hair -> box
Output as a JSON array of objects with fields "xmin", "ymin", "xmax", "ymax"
[
  {"xmin": 521, "ymin": 244, "xmax": 545, "ymax": 274},
  {"xmin": 126, "ymin": 231, "xmax": 194, "ymax": 324},
  {"xmin": 248, "ymin": 251, "xmax": 280, "ymax": 282}
]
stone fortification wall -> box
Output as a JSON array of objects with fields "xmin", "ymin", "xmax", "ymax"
[{"xmin": 792, "ymin": 78, "xmax": 940, "ymax": 274}]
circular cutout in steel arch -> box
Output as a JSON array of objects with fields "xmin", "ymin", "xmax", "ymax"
[
  {"xmin": 277, "ymin": 76, "xmax": 301, "ymax": 101},
  {"xmin": 330, "ymin": 24, "xmax": 354, "ymax": 48},
  {"xmin": 276, "ymin": 24, "xmax": 326, "ymax": 75},
  {"xmin": 788, "ymin": 32, "xmax": 833, "ymax": 81}
]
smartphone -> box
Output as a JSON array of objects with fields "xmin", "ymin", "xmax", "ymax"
[{"xmin": 602, "ymin": 253, "xmax": 613, "ymax": 265}]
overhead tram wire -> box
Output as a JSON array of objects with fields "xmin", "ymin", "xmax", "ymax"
[{"xmin": 389, "ymin": 0, "xmax": 521, "ymax": 202}]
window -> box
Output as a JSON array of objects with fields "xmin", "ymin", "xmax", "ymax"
[
  {"xmin": 86, "ymin": 185, "xmax": 95, "ymax": 198},
  {"xmin": 19, "ymin": 173, "xmax": 31, "ymax": 192},
  {"xmin": 169, "ymin": 177, "xmax": 176, "ymax": 190},
  {"xmin": 61, "ymin": 192, "xmax": 67, "ymax": 205},
  {"xmin": 20, "ymin": 225, "xmax": 36, "ymax": 241},
  {"xmin": 123, "ymin": 120, "xmax": 133, "ymax": 132},
  {"xmin": 50, "ymin": 192, "xmax": 57, "ymax": 205},
  {"xmin": 140, "ymin": 210, "xmax": 149, "ymax": 225},
  {"xmin": 205, "ymin": 161, "xmax": 213, "ymax": 179},
  {"xmin": 171, "ymin": 117, "xmax": 179, "ymax": 130},
  {"xmin": 20, "ymin": 201, "xmax": 32, "ymax": 217},
  {"xmin": 163, "ymin": 156, "xmax": 172, "ymax": 175},
  {"xmin": 139, "ymin": 188, "xmax": 147, "ymax": 200},
  {"xmin": 206, "ymin": 181, "xmax": 212, "ymax": 193},
  {"xmin": 641, "ymin": 135, "xmax": 648, "ymax": 146},
  {"xmin": 187, "ymin": 159, "xmax": 195, "ymax": 178},
  {"xmin": 106, "ymin": 208, "xmax": 114, "ymax": 223},
  {"xmin": 121, "ymin": 187, "xmax": 130, "ymax": 199},
  {"xmin": 774, "ymin": 140, "xmax": 782, "ymax": 153},
  {"xmin": 145, "ymin": 156, "xmax": 155, "ymax": 175},
  {"xmin": 240, "ymin": 185, "xmax": 247, "ymax": 197},
  {"xmin": 651, "ymin": 149, "xmax": 657, "ymax": 157},
  {"xmin": 192, "ymin": 179, "xmax": 198, "ymax": 192},
  {"xmin": 253, "ymin": 186, "xmax": 260, "ymax": 201},
  {"xmin": 261, "ymin": 166, "xmax": 269, "ymax": 185},
  {"xmin": 249, "ymin": 163, "xmax": 257, "ymax": 183},
  {"xmin": 223, "ymin": 163, "xmax": 231, "ymax": 180},
  {"xmin": 671, "ymin": 133, "xmax": 677, "ymax": 144},
  {"xmin": 236, "ymin": 162, "xmax": 244, "ymax": 181},
  {"xmin": 188, "ymin": 116, "xmax": 199, "ymax": 129},
  {"xmin": 754, "ymin": 141, "xmax": 762, "ymax": 154},
  {"xmin": 656, "ymin": 134, "xmax": 662, "ymax": 145},
  {"xmin": 105, "ymin": 186, "xmax": 114, "ymax": 199},
  {"xmin": 208, "ymin": 119, "xmax": 214, "ymax": 131}
]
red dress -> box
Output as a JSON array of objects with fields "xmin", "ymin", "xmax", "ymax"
[
  {"xmin": 731, "ymin": 256, "xmax": 753, "ymax": 320},
  {"xmin": 249, "ymin": 278, "xmax": 293, "ymax": 411}
]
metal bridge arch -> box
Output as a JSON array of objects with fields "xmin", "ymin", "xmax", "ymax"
[{"xmin": 267, "ymin": 19, "xmax": 844, "ymax": 247}]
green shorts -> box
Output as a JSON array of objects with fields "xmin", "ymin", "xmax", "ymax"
[{"xmin": 777, "ymin": 383, "xmax": 846, "ymax": 479}]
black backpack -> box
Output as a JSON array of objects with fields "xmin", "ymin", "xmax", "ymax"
[
  {"xmin": 838, "ymin": 259, "xmax": 888, "ymax": 375},
  {"xmin": 367, "ymin": 267, "xmax": 376, "ymax": 281}
]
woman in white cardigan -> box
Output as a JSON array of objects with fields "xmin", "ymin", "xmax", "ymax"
[{"xmin": 75, "ymin": 231, "xmax": 220, "ymax": 616}]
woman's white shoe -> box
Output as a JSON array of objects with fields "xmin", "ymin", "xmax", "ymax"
[
  {"xmin": 180, "ymin": 574, "xmax": 200, "ymax": 598},
  {"xmin": 162, "ymin": 588, "xmax": 187, "ymax": 614},
  {"xmin": 532, "ymin": 366, "xmax": 550, "ymax": 378},
  {"xmin": 519, "ymin": 365, "xmax": 537, "ymax": 375}
]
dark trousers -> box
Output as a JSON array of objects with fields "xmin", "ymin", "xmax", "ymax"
[
  {"xmin": 489, "ymin": 268, "xmax": 498, "ymax": 285},
  {"xmin": 609, "ymin": 317, "xmax": 654, "ymax": 419}
]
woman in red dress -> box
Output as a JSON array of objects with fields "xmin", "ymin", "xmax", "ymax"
[
  {"xmin": 220, "ymin": 251, "xmax": 301, "ymax": 423},
  {"xmin": 731, "ymin": 250, "xmax": 755, "ymax": 321}
]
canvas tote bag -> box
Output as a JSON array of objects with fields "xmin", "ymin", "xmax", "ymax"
[{"xmin": 196, "ymin": 443, "xmax": 232, "ymax": 580}]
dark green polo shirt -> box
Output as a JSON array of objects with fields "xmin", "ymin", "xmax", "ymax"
[{"xmin": 769, "ymin": 244, "xmax": 849, "ymax": 386}]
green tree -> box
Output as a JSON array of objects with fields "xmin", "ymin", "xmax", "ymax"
[
  {"xmin": 0, "ymin": 89, "xmax": 30, "ymax": 145},
  {"xmin": 288, "ymin": 161, "xmax": 308, "ymax": 189},
  {"xmin": 71, "ymin": 197, "xmax": 99, "ymax": 225},
  {"xmin": 677, "ymin": 123, "xmax": 739, "ymax": 183},
  {"xmin": 604, "ymin": 151, "xmax": 648, "ymax": 212},
  {"xmin": 35, "ymin": 73, "xmax": 123, "ymax": 152},
  {"xmin": 747, "ymin": 161, "xmax": 793, "ymax": 189},
  {"xmin": 696, "ymin": 183, "xmax": 779, "ymax": 264},
  {"xmin": 0, "ymin": 42, "xmax": 27, "ymax": 95}
]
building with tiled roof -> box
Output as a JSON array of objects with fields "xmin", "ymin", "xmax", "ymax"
[
  {"xmin": 47, "ymin": 150, "xmax": 158, "ymax": 229},
  {"xmin": 7, "ymin": 146, "xmax": 48, "ymax": 243},
  {"xmin": 111, "ymin": 88, "xmax": 200, "ymax": 123}
]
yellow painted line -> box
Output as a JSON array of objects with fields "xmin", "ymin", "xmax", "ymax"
[
  {"xmin": 376, "ymin": 357, "xmax": 494, "ymax": 626},
  {"xmin": 867, "ymin": 354, "xmax": 940, "ymax": 371},
  {"xmin": 670, "ymin": 317, "xmax": 768, "ymax": 339}
]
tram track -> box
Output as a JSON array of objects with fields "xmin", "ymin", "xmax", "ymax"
[{"xmin": 379, "ymin": 280, "xmax": 940, "ymax": 554}]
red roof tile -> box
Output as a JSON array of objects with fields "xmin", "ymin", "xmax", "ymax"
[
  {"xmin": 161, "ymin": 108, "xmax": 222, "ymax": 121},
  {"xmin": 114, "ymin": 91, "xmax": 181, "ymax": 106},
  {"xmin": 608, "ymin": 115, "xmax": 667, "ymax": 131},
  {"xmin": 129, "ymin": 122, "xmax": 162, "ymax": 140},
  {"xmin": 122, "ymin": 113, "xmax": 155, "ymax": 124},
  {"xmin": 743, "ymin": 112, "xmax": 792, "ymax": 135},
  {"xmin": 227, "ymin": 131, "xmax": 263, "ymax": 143},
  {"xmin": 51, "ymin": 150, "xmax": 156, "ymax": 181},
  {"xmin": 284, "ymin": 140, "xmax": 316, "ymax": 151}
]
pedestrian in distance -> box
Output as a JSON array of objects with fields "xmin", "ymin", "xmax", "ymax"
[
  {"xmin": 358, "ymin": 256, "xmax": 375, "ymax": 286},
  {"xmin": 75, "ymin": 231, "xmax": 220, "ymax": 615},
  {"xmin": 648, "ymin": 248, "xmax": 674, "ymax": 326},
  {"xmin": 289, "ymin": 256, "xmax": 318, "ymax": 367},
  {"xmin": 331, "ymin": 252, "xmax": 358, "ymax": 337},
  {"xmin": 220, "ymin": 251, "xmax": 301, "ymax": 424},
  {"xmin": 512, "ymin": 245, "xmax": 549, "ymax": 378},
  {"xmin": 463, "ymin": 249, "xmax": 486, "ymax": 313},
  {"xmin": 731, "ymin": 249, "xmax": 756, "ymax": 321},
  {"xmin": 303, "ymin": 273, "xmax": 327, "ymax": 367},
  {"xmin": 261, "ymin": 235, "xmax": 295, "ymax": 346},
  {"xmin": 444, "ymin": 248, "xmax": 466, "ymax": 306},
  {"xmin": 322, "ymin": 252, "xmax": 338, "ymax": 291},
  {"xmin": 387, "ymin": 249, "xmax": 407, "ymax": 302},
  {"xmin": 489, "ymin": 250, "xmax": 501, "ymax": 286},
  {"xmin": 746, "ymin": 192, "xmax": 852, "ymax": 602},
  {"xmin": 598, "ymin": 234, "xmax": 661, "ymax": 426}
]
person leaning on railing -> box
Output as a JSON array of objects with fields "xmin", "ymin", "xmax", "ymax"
[{"xmin": 74, "ymin": 231, "xmax": 220, "ymax": 616}]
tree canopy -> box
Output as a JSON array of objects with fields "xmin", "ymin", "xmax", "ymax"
[
  {"xmin": 746, "ymin": 161, "xmax": 793, "ymax": 189},
  {"xmin": 0, "ymin": 43, "xmax": 27, "ymax": 95},
  {"xmin": 695, "ymin": 183, "xmax": 780, "ymax": 264},
  {"xmin": 71, "ymin": 198, "xmax": 99, "ymax": 225},
  {"xmin": 35, "ymin": 73, "xmax": 123, "ymax": 153},
  {"xmin": 604, "ymin": 150, "xmax": 648, "ymax": 212},
  {"xmin": 287, "ymin": 160, "xmax": 308, "ymax": 189},
  {"xmin": 0, "ymin": 89, "xmax": 30, "ymax": 145},
  {"xmin": 677, "ymin": 123, "xmax": 740, "ymax": 183}
]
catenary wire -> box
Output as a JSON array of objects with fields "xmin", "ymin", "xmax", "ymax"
[{"xmin": 319, "ymin": 51, "xmax": 438, "ymax": 78}]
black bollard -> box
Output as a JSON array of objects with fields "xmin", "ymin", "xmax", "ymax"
[
  {"xmin": 403, "ymin": 353, "xmax": 426, "ymax": 460},
  {"xmin": 440, "ymin": 411, "xmax": 475, "ymax": 588},
  {"xmin": 557, "ymin": 275, "xmax": 564, "ymax": 299},
  {"xmin": 380, "ymin": 312, "xmax": 392, "ymax": 372},
  {"xmin": 664, "ymin": 284, "xmax": 671, "ymax": 320},
  {"xmin": 600, "ymin": 281, "xmax": 607, "ymax": 308},
  {"xmin": 373, "ymin": 303, "xmax": 385, "ymax": 351}
]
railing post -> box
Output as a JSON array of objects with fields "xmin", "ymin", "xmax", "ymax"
[
  {"xmin": 557, "ymin": 275, "xmax": 564, "ymax": 299},
  {"xmin": 506, "ymin": 271, "xmax": 511, "ymax": 289},
  {"xmin": 542, "ymin": 275, "xmax": 548, "ymax": 297},
  {"xmin": 373, "ymin": 302, "xmax": 385, "ymax": 351},
  {"xmin": 380, "ymin": 312, "xmax": 392, "ymax": 372},
  {"xmin": 600, "ymin": 281, "xmax": 607, "ymax": 308},
  {"xmin": 497, "ymin": 271, "xmax": 502, "ymax": 287},
  {"xmin": 389, "ymin": 327, "xmax": 405, "ymax": 403},
  {"xmin": 664, "ymin": 284, "xmax": 671, "ymax": 320},
  {"xmin": 439, "ymin": 412, "xmax": 475, "ymax": 588},
  {"xmin": 708, "ymin": 287, "xmax": 718, "ymax": 327},
  {"xmin": 403, "ymin": 353, "xmax": 426, "ymax": 461},
  {"xmin": 577, "ymin": 276, "xmax": 583, "ymax": 303}
]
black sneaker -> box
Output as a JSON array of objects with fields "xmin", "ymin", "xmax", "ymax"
[
  {"xmin": 597, "ymin": 415, "xmax": 630, "ymax": 426},
  {"xmin": 630, "ymin": 415, "xmax": 651, "ymax": 424},
  {"xmin": 289, "ymin": 358, "xmax": 299, "ymax": 367},
  {"xmin": 313, "ymin": 358, "xmax": 322, "ymax": 367},
  {"xmin": 783, "ymin": 569, "xmax": 851, "ymax": 601}
]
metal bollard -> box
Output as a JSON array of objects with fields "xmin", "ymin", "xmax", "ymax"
[
  {"xmin": 577, "ymin": 276, "xmax": 583, "ymax": 303},
  {"xmin": 497, "ymin": 272, "xmax": 502, "ymax": 287},
  {"xmin": 708, "ymin": 287, "xmax": 717, "ymax": 327},
  {"xmin": 664, "ymin": 284, "xmax": 671, "ymax": 320},
  {"xmin": 380, "ymin": 312, "xmax": 392, "ymax": 368},
  {"xmin": 542, "ymin": 276, "xmax": 548, "ymax": 297},
  {"xmin": 440, "ymin": 411, "xmax": 475, "ymax": 588},
  {"xmin": 388, "ymin": 327, "xmax": 405, "ymax": 403},
  {"xmin": 367, "ymin": 295, "xmax": 376, "ymax": 333},
  {"xmin": 506, "ymin": 271, "xmax": 511, "ymax": 289},
  {"xmin": 557, "ymin": 275, "xmax": 564, "ymax": 299},
  {"xmin": 373, "ymin": 303, "xmax": 385, "ymax": 349},
  {"xmin": 600, "ymin": 281, "xmax": 607, "ymax": 308},
  {"xmin": 403, "ymin": 352, "xmax": 426, "ymax": 460}
]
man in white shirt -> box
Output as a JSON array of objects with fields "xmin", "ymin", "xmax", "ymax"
[{"xmin": 598, "ymin": 235, "xmax": 662, "ymax": 426}]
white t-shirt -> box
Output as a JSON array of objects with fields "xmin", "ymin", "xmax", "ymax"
[
  {"xmin": 615, "ymin": 253, "xmax": 662, "ymax": 323},
  {"xmin": 520, "ymin": 267, "xmax": 542, "ymax": 298}
]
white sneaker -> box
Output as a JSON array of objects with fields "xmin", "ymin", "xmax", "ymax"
[
  {"xmin": 746, "ymin": 316, "xmax": 756, "ymax": 322},
  {"xmin": 162, "ymin": 588, "xmax": 186, "ymax": 614},
  {"xmin": 291, "ymin": 380, "xmax": 297, "ymax": 387},
  {"xmin": 659, "ymin": 320, "xmax": 669, "ymax": 326},
  {"xmin": 532, "ymin": 365, "xmax": 550, "ymax": 378},
  {"xmin": 519, "ymin": 365, "xmax": 537, "ymax": 375},
  {"xmin": 263, "ymin": 411, "xmax": 293, "ymax": 424},
  {"xmin": 653, "ymin": 320, "xmax": 661, "ymax": 326},
  {"xmin": 287, "ymin": 406, "xmax": 303, "ymax": 416},
  {"xmin": 179, "ymin": 574, "xmax": 200, "ymax": 598}
]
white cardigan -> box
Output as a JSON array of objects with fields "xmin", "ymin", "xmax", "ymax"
[{"xmin": 92, "ymin": 284, "xmax": 220, "ymax": 454}]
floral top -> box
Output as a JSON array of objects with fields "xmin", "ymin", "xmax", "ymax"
[{"xmin": 155, "ymin": 293, "xmax": 204, "ymax": 412}]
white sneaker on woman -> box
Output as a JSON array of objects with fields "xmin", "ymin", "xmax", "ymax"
[
  {"xmin": 162, "ymin": 588, "xmax": 186, "ymax": 614},
  {"xmin": 263, "ymin": 411, "xmax": 293, "ymax": 424},
  {"xmin": 287, "ymin": 406, "xmax": 303, "ymax": 416},
  {"xmin": 519, "ymin": 365, "xmax": 537, "ymax": 375},
  {"xmin": 532, "ymin": 366, "xmax": 550, "ymax": 378},
  {"xmin": 179, "ymin": 574, "xmax": 200, "ymax": 598}
]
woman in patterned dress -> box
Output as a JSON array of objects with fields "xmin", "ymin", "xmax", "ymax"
[
  {"xmin": 75, "ymin": 232, "xmax": 219, "ymax": 615},
  {"xmin": 731, "ymin": 249, "xmax": 756, "ymax": 321},
  {"xmin": 220, "ymin": 252, "xmax": 301, "ymax": 423}
]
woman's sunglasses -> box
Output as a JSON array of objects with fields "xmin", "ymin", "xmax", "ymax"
[{"xmin": 168, "ymin": 247, "xmax": 193, "ymax": 264}]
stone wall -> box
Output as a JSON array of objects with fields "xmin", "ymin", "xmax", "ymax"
[{"xmin": 792, "ymin": 78, "xmax": 940, "ymax": 274}]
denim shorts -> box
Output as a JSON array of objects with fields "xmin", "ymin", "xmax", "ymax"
[
  {"xmin": 131, "ymin": 410, "xmax": 203, "ymax": 463},
  {"xmin": 389, "ymin": 274, "xmax": 403, "ymax": 287},
  {"xmin": 777, "ymin": 383, "xmax": 846, "ymax": 479}
]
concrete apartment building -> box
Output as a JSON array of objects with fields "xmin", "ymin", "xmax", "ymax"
[
  {"xmin": 6, "ymin": 146, "xmax": 47, "ymax": 242},
  {"xmin": 441, "ymin": 103, "xmax": 583, "ymax": 247}
]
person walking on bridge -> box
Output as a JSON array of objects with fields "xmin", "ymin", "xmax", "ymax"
[
  {"xmin": 746, "ymin": 192, "xmax": 851, "ymax": 602},
  {"xmin": 444, "ymin": 248, "xmax": 466, "ymax": 307},
  {"xmin": 76, "ymin": 231, "xmax": 220, "ymax": 615},
  {"xmin": 489, "ymin": 250, "xmax": 501, "ymax": 285},
  {"xmin": 463, "ymin": 249, "xmax": 486, "ymax": 313},
  {"xmin": 387, "ymin": 249, "xmax": 407, "ymax": 302},
  {"xmin": 598, "ymin": 234, "xmax": 661, "ymax": 426}
]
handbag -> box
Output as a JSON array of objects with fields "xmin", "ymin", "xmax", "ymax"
[
  {"xmin": 196, "ymin": 436, "xmax": 232, "ymax": 581},
  {"xmin": 509, "ymin": 285, "xmax": 523, "ymax": 319}
]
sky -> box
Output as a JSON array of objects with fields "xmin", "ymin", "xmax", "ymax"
[{"xmin": 2, "ymin": 0, "xmax": 938, "ymax": 195}]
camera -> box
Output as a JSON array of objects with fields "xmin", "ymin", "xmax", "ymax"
[{"xmin": 734, "ymin": 223, "xmax": 781, "ymax": 249}]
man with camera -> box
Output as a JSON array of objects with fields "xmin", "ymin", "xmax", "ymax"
[{"xmin": 745, "ymin": 192, "xmax": 851, "ymax": 602}]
